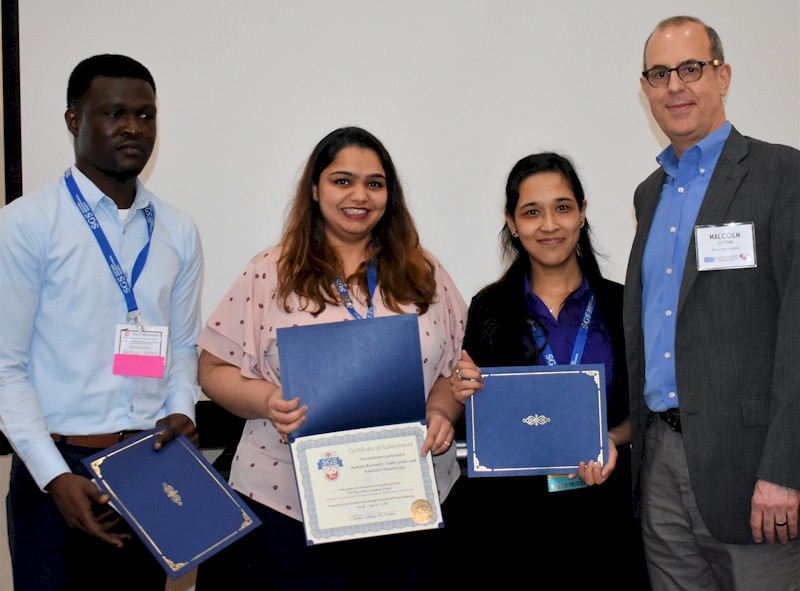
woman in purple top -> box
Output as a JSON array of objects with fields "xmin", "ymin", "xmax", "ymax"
[{"xmin": 448, "ymin": 152, "xmax": 650, "ymax": 587}]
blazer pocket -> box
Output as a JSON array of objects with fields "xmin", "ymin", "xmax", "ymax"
[{"xmin": 741, "ymin": 397, "xmax": 770, "ymax": 426}]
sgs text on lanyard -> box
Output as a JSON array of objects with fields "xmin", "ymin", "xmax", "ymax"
[
  {"xmin": 64, "ymin": 169, "xmax": 154, "ymax": 331},
  {"xmin": 527, "ymin": 293, "xmax": 595, "ymax": 366},
  {"xmin": 335, "ymin": 261, "xmax": 377, "ymax": 320}
]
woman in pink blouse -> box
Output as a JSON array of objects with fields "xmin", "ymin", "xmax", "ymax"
[{"xmin": 195, "ymin": 127, "xmax": 466, "ymax": 590}]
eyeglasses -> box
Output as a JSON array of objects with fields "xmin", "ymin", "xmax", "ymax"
[{"xmin": 642, "ymin": 60, "xmax": 721, "ymax": 88}]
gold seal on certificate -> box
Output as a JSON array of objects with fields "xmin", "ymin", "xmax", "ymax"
[{"xmin": 410, "ymin": 499, "xmax": 433, "ymax": 524}]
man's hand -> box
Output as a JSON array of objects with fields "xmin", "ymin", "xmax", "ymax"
[
  {"xmin": 750, "ymin": 479, "xmax": 800, "ymax": 544},
  {"xmin": 154, "ymin": 413, "xmax": 199, "ymax": 450},
  {"xmin": 46, "ymin": 473, "xmax": 131, "ymax": 548}
]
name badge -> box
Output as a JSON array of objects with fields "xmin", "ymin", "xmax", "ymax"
[
  {"xmin": 546, "ymin": 473, "xmax": 587, "ymax": 492},
  {"xmin": 112, "ymin": 324, "xmax": 169, "ymax": 378},
  {"xmin": 695, "ymin": 222, "xmax": 756, "ymax": 271}
]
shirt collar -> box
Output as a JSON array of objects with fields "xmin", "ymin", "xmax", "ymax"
[
  {"xmin": 524, "ymin": 274, "xmax": 590, "ymax": 312},
  {"xmin": 68, "ymin": 165, "xmax": 150, "ymax": 212},
  {"xmin": 656, "ymin": 121, "xmax": 732, "ymax": 178}
]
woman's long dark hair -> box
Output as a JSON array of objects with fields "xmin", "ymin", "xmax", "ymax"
[{"xmin": 277, "ymin": 126, "xmax": 437, "ymax": 314}]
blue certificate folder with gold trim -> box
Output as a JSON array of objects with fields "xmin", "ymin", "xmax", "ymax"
[
  {"xmin": 276, "ymin": 314, "xmax": 426, "ymax": 440},
  {"xmin": 82, "ymin": 429, "xmax": 261, "ymax": 579},
  {"xmin": 466, "ymin": 364, "xmax": 607, "ymax": 477}
]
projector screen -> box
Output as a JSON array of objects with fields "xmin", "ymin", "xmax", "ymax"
[{"xmin": 15, "ymin": 1, "xmax": 800, "ymax": 321}]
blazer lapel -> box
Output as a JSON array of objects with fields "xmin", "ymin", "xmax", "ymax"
[
  {"xmin": 628, "ymin": 171, "xmax": 665, "ymax": 294},
  {"xmin": 677, "ymin": 128, "xmax": 749, "ymax": 314}
]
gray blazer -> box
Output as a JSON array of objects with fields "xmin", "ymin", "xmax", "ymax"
[{"xmin": 623, "ymin": 126, "xmax": 800, "ymax": 544}]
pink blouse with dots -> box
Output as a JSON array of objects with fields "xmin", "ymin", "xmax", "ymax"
[{"xmin": 197, "ymin": 246, "xmax": 467, "ymax": 521}]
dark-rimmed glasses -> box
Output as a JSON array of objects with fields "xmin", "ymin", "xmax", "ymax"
[{"xmin": 642, "ymin": 60, "xmax": 722, "ymax": 88}]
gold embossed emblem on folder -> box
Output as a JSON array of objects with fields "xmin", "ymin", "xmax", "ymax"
[{"xmin": 162, "ymin": 482, "xmax": 183, "ymax": 506}]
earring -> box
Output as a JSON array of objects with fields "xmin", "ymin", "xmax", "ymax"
[
  {"xmin": 580, "ymin": 219, "xmax": 585, "ymax": 228},
  {"xmin": 510, "ymin": 229, "xmax": 519, "ymax": 237}
]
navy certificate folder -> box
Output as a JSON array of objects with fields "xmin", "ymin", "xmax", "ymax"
[
  {"xmin": 82, "ymin": 429, "xmax": 261, "ymax": 579},
  {"xmin": 466, "ymin": 364, "xmax": 607, "ymax": 477},
  {"xmin": 276, "ymin": 314, "xmax": 426, "ymax": 438}
]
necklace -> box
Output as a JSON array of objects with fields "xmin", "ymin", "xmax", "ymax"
[{"xmin": 537, "ymin": 278, "xmax": 583, "ymax": 316}]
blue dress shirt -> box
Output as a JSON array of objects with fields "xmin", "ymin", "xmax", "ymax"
[
  {"xmin": 641, "ymin": 122, "xmax": 731, "ymax": 411},
  {"xmin": 0, "ymin": 166, "xmax": 203, "ymax": 489}
]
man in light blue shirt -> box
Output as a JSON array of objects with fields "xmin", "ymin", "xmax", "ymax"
[{"xmin": 0, "ymin": 54, "xmax": 203, "ymax": 590}]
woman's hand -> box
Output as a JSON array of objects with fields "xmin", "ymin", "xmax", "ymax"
[
  {"xmin": 570, "ymin": 417, "xmax": 630, "ymax": 485},
  {"xmin": 571, "ymin": 434, "xmax": 619, "ymax": 485},
  {"xmin": 422, "ymin": 375, "xmax": 464, "ymax": 456},
  {"xmin": 267, "ymin": 394, "xmax": 307, "ymax": 443},
  {"xmin": 422, "ymin": 408, "xmax": 455, "ymax": 456},
  {"xmin": 450, "ymin": 350, "xmax": 484, "ymax": 404},
  {"xmin": 198, "ymin": 349, "xmax": 306, "ymax": 442}
]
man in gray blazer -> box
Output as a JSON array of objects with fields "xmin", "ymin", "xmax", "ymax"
[{"xmin": 624, "ymin": 15, "xmax": 800, "ymax": 589}]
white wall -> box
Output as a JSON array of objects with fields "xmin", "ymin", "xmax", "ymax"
[{"xmin": 16, "ymin": 1, "xmax": 800, "ymax": 320}]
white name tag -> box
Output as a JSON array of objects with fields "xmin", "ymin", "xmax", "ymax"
[{"xmin": 695, "ymin": 222, "xmax": 756, "ymax": 271}]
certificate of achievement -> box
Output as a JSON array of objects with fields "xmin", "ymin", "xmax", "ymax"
[
  {"xmin": 466, "ymin": 364, "xmax": 607, "ymax": 478},
  {"xmin": 291, "ymin": 421, "xmax": 442, "ymax": 545},
  {"xmin": 83, "ymin": 429, "xmax": 261, "ymax": 579}
]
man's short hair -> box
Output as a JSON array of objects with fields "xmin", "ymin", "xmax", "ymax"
[
  {"xmin": 66, "ymin": 54, "xmax": 156, "ymax": 108},
  {"xmin": 643, "ymin": 15, "xmax": 725, "ymax": 69}
]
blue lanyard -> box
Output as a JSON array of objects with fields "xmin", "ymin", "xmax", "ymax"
[
  {"xmin": 65, "ymin": 169, "xmax": 154, "ymax": 329},
  {"xmin": 527, "ymin": 293, "xmax": 595, "ymax": 366},
  {"xmin": 335, "ymin": 261, "xmax": 377, "ymax": 320}
]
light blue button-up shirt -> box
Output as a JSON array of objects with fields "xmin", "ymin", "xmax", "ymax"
[
  {"xmin": 641, "ymin": 122, "xmax": 731, "ymax": 411},
  {"xmin": 0, "ymin": 166, "xmax": 203, "ymax": 489}
]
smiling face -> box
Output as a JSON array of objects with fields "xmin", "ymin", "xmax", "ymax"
[
  {"xmin": 641, "ymin": 21, "xmax": 730, "ymax": 157},
  {"xmin": 506, "ymin": 171, "xmax": 585, "ymax": 276},
  {"xmin": 313, "ymin": 146, "xmax": 388, "ymax": 251},
  {"xmin": 66, "ymin": 75, "xmax": 157, "ymax": 184}
]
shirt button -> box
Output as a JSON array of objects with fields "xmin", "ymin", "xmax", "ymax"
[
  {"xmin": 699, "ymin": 167, "xmax": 706, "ymax": 174},
  {"xmin": 666, "ymin": 268, "xmax": 673, "ymax": 275},
  {"xmin": 668, "ymin": 391, "xmax": 676, "ymax": 399},
  {"xmin": 665, "ymin": 309, "xmax": 672, "ymax": 317},
  {"xmin": 678, "ymin": 187, "xmax": 685, "ymax": 194},
  {"xmin": 670, "ymin": 226, "xmax": 677, "ymax": 233},
  {"xmin": 664, "ymin": 352, "xmax": 671, "ymax": 359}
]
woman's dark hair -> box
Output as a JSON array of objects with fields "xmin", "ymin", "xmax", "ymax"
[
  {"xmin": 499, "ymin": 151, "xmax": 605, "ymax": 287},
  {"xmin": 277, "ymin": 126, "xmax": 437, "ymax": 314}
]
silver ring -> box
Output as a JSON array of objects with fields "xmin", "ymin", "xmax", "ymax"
[
  {"xmin": 775, "ymin": 520, "xmax": 788, "ymax": 527},
  {"xmin": 455, "ymin": 369, "xmax": 463, "ymax": 381}
]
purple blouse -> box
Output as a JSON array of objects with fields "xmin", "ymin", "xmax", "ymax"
[{"xmin": 525, "ymin": 276, "xmax": 615, "ymax": 398}]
